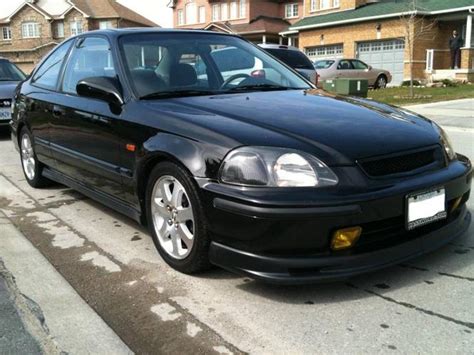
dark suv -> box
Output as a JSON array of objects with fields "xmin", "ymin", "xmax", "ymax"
[{"xmin": 0, "ymin": 58, "xmax": 26, "ymax": 127}]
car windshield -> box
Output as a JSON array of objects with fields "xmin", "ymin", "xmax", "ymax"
[
  {"xmin": 264, "ymin": 48, "xmax": 314, "ymax": 70},
  {"xmin": 119, "ymin": 33, "xmax": 311, "ymax": 99},
  {"xmin": 0, "ymin": 61, "xmax": 26, "ymax": 81},
  {"xmin": 314, "ymin": 60, "xmax": 334, "ymax": 69}
]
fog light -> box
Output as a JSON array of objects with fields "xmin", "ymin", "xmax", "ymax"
[
  {"xmin": 331, "ymin": 227, "xmax": 362, "ymax": 251},
  {"xmin": 450, "ymin": 197, "xmax": 462, "ymax": 213}
]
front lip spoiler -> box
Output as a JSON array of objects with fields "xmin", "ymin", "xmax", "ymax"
[{"xmin": 209, "ymin": 206, "xmax": 471, "ymax": 285}]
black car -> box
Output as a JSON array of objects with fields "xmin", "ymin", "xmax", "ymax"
[
  {"xmin": 11, "ymin": 29, "xmax": 472, "ymax": 284},
  {"xmin": 0, "ymin": 58, "xmax": 26, "ymax": 127}
]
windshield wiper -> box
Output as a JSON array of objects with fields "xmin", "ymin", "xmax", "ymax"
[
  {"xmin": 226, "ymin": 84, "xmax": 300, "ymax": 92},
  {"xmin": 140, "ymin": 90, "xmax": 217, "ymax": 100}
]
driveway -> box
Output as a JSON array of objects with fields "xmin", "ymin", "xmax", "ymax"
[{"xmin": 0, "ymin": 99, "xmax": 472, "ymax": 353}]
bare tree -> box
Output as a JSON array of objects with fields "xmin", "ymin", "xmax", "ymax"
[{"xmin": 399, "ymin": 0, "xmax": 437, "ymax": 98}]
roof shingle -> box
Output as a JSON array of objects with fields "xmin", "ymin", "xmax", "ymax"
[{"xmin": 290, "ymin": 0, "xmax": 474, "ymax": 30}]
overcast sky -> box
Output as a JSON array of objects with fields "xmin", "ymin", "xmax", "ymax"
[{"xmin": 0, "ymin": 0, "xmax": 173, "ymax": 28}]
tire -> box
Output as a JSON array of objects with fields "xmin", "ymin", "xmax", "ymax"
[
  {"xmin": 375, "ymin": 75, "xmax": 387, "ymax": 89},
  {"xmin": 146, "ymin": 161, "xmax": 211, "ymax": 274},
  {"xmin": 19, "ymin": 127, "xmax": 51, "ymax": 188}
]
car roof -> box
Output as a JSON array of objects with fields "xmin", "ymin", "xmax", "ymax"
[
  {"xmin": 77, "ymin": 28, "xmax": 239, "ymax": 40},
  {"xmin": 258, "ymin": 43, "xmax": 301, "ymax": 52}
]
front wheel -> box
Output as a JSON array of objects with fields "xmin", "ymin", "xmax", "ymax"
[
  {"xmin": 19, "ymin": 127, "xmax": 51, "ymax": 188},
  {"xmin": 146, "ymin": 161, "xmax": 211, "ymax": 274}
]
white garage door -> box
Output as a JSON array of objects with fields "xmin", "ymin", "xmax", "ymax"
[
  {"xmin": 306, "ymin": 44, "xmax": 344, "ymax": 61},
  {"xmin": 357, "ymin": 39, "xmax": 405, "ymax": 86}
]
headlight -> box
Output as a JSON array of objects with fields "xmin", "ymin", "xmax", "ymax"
[
  {"xmin": 434, "ymin": 123, "xmax": 456, "ymax": 161},
  {"xmin": 219, "ymin": 147, "xmax": 338, "ymax": 187}
]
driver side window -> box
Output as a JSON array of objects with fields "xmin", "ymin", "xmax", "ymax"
[
  {"xmin": 62, "ymin": 37, "xmax": 116, "ymax": 95},
  {"xmin": 337, "ymin": 60, "xmax": 353, "ymax": 70},
  {"xmin": 351, "ymin": 60, "xmax": 368, "ymax": 70}
]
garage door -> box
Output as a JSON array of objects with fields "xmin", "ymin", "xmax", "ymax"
[
  {"xmin": 306, "ymin": 44, "xmax": 344, "ymax": 61},
  {"xmin": 357, "ymin": 39, "xmax": 405, "ymax": 86}
]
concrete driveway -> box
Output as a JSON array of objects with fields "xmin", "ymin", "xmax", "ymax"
[{"xmin": 0, "ymin": 99, "xmax": 472, "ymax": 353}]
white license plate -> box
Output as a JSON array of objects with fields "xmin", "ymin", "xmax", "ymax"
[
  {"xmin": 0, "ymin": 108, "xmax": 11, "ymax": 120},
  {"xmin": 407, "ymin": 188, "xmax": 446, "ymax": 230}
]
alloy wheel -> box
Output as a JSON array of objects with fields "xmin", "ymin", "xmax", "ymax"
[
  {"xmin": 377, "ymin": 76, "xmax": 387, "ymax": 89},
  {"xmin": 151, "ymin": 175, "xmax": 195, "ymax": 260},
  {"xmin": 21, "ymin": 133, "xmax": 35, "ymax": 180}
]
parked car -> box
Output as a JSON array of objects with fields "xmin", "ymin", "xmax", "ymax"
[
  {"xmin": 0, "ymin": 58, "xmax": 26, "ymax": 127},
  {"xmin": 11, "ymin": 29, "xmax": 471, "ymax": 284},
  {"xmin": 314, "ymin": 58, "xmax": 391, "ymax": 88},
  {"xmin": 259, "ymin": 44, "xmax": 318, "ymax": 85}
]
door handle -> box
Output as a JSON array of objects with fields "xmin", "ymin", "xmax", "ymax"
[{"xmin": 52, "ymin": 105, "xmax": 65, "ymax": 118}]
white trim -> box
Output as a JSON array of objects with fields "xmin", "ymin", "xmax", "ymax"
[
  {"xmin": 60, "ymin": 3, "xmax": 91, "ymax": 19},
  {"xmin": 7, "ymin": 2, "xmax": 52, "ymax": 21},
  {"xmin": 279, "ymin": 30, "xmax": 298, "ymax": 36},
  {"xmin": 290, "ymin": 6, "xmax": 474, "ymax": 31}
]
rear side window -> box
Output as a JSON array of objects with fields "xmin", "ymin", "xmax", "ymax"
[
  {"xmin": 62, "ymin": 37, "xmax": 116, "ymax": 94},
  {"xmin": 32, "ymin": 40, "xmax": 73, "ymax": 90},
  {"xmin": 314, "ymin": 60, "xmax": 334, "ymax": 69},
  {"xmin": 265, "ymin": 49, "xmax": 314, "ymax": 70}
]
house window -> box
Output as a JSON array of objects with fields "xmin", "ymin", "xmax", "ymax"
[
  {"xmin": 99, "ymin": 20, "xmax": 114, "ymax": 29},
  {"xmin": 70, "ymin": 21, "xmax": 83, "ymax": 36},
  {"xmin": 54, "ymin": 22, "xmax": 64, "ymax": 38},
  {"xmin": 285, "ymin": 4, "xmax": 298, "ymax": 18},
  {"xmin": 333, "ymin": 0, "xmax": 340, "ymax": 7},
  {"xmin": 221, "ymin": 3, "xmax": 228, "ymax": 20},
  {"xmin": 212, "ymin": 5, "xmax": 219, "ymax": 21},
  {"xmin": 22, "ymin": 22, "xmax": 40, "ymax": 38},
  {"xmin": 230, "ymin": 2, "xmax": 238, "ymax": 19},
  {"xmin": 321, "ymin": 0, "xmax": 331, "ymax": 9},
  {"xmin": 177, "ymin": 9, "xmax": 184, "ymax": 25},
  {"xmin": 1, "ymin": 27, "xmax": 12, "ymax": 40},
  {"xmin": 185, "ymin": 3, "xmax": 197, "ymax": 24},
  {"xmin": 199, "ymin": 6, "xmax": 206, "ymax": 23},
  {"xmin": 240, "ymin": 0, "xmax": 247, "ymax": 18},
  {"xmin": 310, "ymin": 0, "xmax": 317, "ymax": 11}
]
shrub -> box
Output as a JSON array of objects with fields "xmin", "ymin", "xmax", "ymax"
[{"xmin": 401, "ymin": 80, "xmax": 421, "ymax": 87}]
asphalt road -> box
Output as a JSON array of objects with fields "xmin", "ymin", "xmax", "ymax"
[{"xmin": 0, "ymin": 99, "xmax": 472, "ymax": 353}]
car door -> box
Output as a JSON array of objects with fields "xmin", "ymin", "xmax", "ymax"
[
  {"xmin": 350, "ymin": 59, "xmax": 376, "ymax": 84},
  {"xmin": 23, "ymin": 40, "xmax": 74, "ymax": 169},
  {"xmin": 335, "ymin": 59, "xmax": 357, "ymax": 79},
  {"xmin": 49, "ymin": 36, "xmax": 125, "ymax": 198}
]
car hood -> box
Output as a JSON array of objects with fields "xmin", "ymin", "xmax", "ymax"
[
  {"xmin": 0, "ymin": 81, "xmax": 20, "ymax": 99},
  {"xmin": 143, "ymin": 89, "xmax": 439, "ymax": 165}
]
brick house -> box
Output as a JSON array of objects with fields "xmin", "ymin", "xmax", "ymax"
[
  {"xmin": 0, "ymin": 0, "xmax": 157, "ymax": 73},
  {"xmin": 169, "ymin": 0, "xmax": 304, "ymax": 45},
  {"xmin": 283, "ymin": 0, "xmax": 474, "ymax": 84}
]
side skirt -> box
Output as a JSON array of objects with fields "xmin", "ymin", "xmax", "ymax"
[{"xmin": 42, "ymin": 167, "xmax": 143, "ymax": 224}]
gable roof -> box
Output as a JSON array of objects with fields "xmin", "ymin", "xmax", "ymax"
[
  {"xmin": 1, "ymin": 1, "xmax": 53, "ymax": 23},
  {"xmin": 67, "ymin": 0, "xmax": 158, "ymax": 26},
  {"xmin": 290, "ymin": 0, "xmax": 474, "ymax": 31},
  {"xmin": 205, "ymin": 16, "xmax": 290, "ymax": 35}
]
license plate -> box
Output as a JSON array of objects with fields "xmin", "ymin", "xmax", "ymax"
[
  {"xmin": 0, "ymin": 108, "xmax": 11, "ymax": 120},
  {"xmin": 407, "ymin": 188, "xmax": 446, "ymax": 230}
]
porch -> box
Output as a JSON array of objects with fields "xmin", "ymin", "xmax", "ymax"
[{"xmin": 425, "ymin": 13, "xmax": 474, "ymax": 82}]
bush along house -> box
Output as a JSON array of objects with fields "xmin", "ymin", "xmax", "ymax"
[
  {"xmin": 281, "ymin": 0, "xmax": 474, "ymax": 85},
  {"xmin": 0, "ymin": 0, "xmax": 157, "ymax": 73},
  {"xmin": 169, "ymin": 0, "xmax": 304, "ymax": 46}
]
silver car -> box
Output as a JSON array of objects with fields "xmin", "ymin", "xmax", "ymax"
[
  {"xmin": 314, "ymin": 59, "xmax": 391, "ymax": 88},
  {"xmin": 258, "ymin": 44, "xmax": 318, "ymax": 85}
]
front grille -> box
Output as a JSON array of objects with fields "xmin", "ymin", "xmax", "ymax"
[{"xmin": 358, "ymin": 146, "xmax": 445, "ymax": 178}]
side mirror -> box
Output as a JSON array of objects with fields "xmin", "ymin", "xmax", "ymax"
[
  {"xmin": 368, "ymin": 65, "xmax": 373, "ymax": 71},
  {"xmin": 76, "ymin": 76, "xmax": 124, "ymax": 106}
]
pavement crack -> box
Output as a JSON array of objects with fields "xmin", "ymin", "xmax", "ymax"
[
  {"xmin": 437, "ymin": 272, "xmax": 474, "ymax": 282},
  {"xmin": 347, "ymin": 283, "xmax": 474, "ymax": 330}
]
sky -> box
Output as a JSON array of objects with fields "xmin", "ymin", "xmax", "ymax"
[{"xmin": 0, "ymin": 0, "xmax": 173, "ymax": 28}]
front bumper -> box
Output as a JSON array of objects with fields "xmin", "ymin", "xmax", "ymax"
[{"xmin": 201, "ymin": 156, "xmax": 472, "ymax": 284}]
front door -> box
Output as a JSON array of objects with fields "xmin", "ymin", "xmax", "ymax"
[
  {"xmin": 335, "ymin": 59, "xmax": 357, "ymax": 79},
  {"xmin": 50, "ymin": 36, "xmax": 125, "ymax": 199}
]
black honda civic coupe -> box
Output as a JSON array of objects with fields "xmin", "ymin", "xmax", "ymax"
[{"xmin": 10, "ymin": 29, "xmax": 471, "ymax": 284}]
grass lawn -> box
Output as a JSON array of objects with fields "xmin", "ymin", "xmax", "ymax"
[{"xmin": 367, "ymin": 84, "xmax": 474, "ymax": 106}]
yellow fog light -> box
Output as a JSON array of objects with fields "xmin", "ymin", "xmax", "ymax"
[{"xmin": 331, "ymin": 227, "xmax": 362, "ymax": 251}]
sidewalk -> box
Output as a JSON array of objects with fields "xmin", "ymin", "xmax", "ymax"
[
  {"xmin": 404, "ymin": 98, "xmax": 474, "ymax": 129},
  {"xmin": 0, "ymin": 212, "xmax": 132, "ymax": 354}
]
